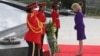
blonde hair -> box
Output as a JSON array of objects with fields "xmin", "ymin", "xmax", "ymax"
[{"xmin": 71, "ymin": 3, "xmax": 82, "ymax": 11}]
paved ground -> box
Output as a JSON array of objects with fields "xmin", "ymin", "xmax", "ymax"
[
  {"xmin": 44, "ymin": 16, "xmax": 100, "ymax": 45},
  {"xmin": 0, "ymin": 16, "xmax": 100, "ymax": 46}
]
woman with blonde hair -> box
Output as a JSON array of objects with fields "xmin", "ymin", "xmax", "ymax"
[{"xmin": 71, "ymin": 3, "xmax": 86, "ymax": 56}]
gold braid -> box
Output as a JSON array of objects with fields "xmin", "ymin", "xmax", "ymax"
[{"xmin": 27, "ymin": 16, "xmax": 43, "ymax": 33}]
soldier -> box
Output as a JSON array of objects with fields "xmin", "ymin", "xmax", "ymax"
[
  {"xmin": 51, "ymin": 2, "xmax": 60, "ymax": 39},
  {"xmin": 37, "ymin": 2, "xmax": 46, "ymax": 56},
  {"xmin": 24, "ymin": 2, "xmax": 43, "ymax": 56}
]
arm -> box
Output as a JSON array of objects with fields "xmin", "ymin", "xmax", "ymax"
[
  {"xmin": 74, "ymin": 12, "xmax": 84, "ymax": 29},
  {"xmin": 37, "ymin": 12, "xmax": 46, "ymax": 22}
]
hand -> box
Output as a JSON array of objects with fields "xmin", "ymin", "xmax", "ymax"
[{"xmin": 74, "ymin": 26, "xmax": 77, "ymax": 30}]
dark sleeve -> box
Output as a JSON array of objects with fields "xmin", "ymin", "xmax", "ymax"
[
  {"xmin": 76, "ymin": 12, "xmax": 83, "ymax": 25},
  {"xmin": 74, "ymin": 12, "xmax": 84, "ymax": 29}
]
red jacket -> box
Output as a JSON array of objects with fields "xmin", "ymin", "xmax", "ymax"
[
  {"xmin": 51, "ymin": 9, "xmax": 60, "ymax": 28},
  {"xmin": 24, "ymin": 11, "xmax": 43, "ymax": 49},
  {"xmin": 37, "ymin": 10, "xmax": 46, "ymax": 34}
]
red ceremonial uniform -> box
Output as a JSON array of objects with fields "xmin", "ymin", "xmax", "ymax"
[
  {"xmin": 37, "ymin": 3, "xmax": 46, "ymax": 34},
  {"xmin": 24, "ymin": 11, "xmax": 43, "ymax": 49},
  {"xmin": 37, "ymin": 10, "xmax": 46, "ymax": 34},
  {"xmin": 25, "ymin": 2, "xmax": 43, "ymax": 56},
  {"xmin": 51, "ymin": 9, "xmax": 60, "ymax": 28},
  {"xmin": 33, "ymin": 10, "xmax": 38, "ymax": 16}
]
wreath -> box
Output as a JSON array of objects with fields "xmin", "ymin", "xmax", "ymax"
[{"xmin": 46, "ymin": 20, "xmax": 59, "ymax": 55}]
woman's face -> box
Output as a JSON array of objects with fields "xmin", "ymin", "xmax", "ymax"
[{"xmin": 72, "ymin": 7, "xmax": 78, "ymax": 12}]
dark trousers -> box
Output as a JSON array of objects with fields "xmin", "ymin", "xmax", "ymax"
[
  {"xmin": 55, "ymin": 28, "xmax": 59, "ymax": 39},
  {"xmin": 26, "ymin": 41, "xmax": 41, "ymax": 56},
  {"xmin": 40, "ymin": 34, "xmax": 44, "ymax": 56}
]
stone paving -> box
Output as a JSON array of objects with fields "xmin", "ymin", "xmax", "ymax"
[{"xmin": 44, "ymin": 16, "xmax": 100, "ymax": 45}]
